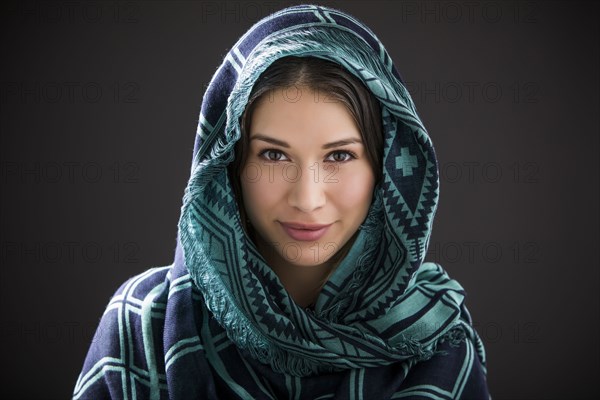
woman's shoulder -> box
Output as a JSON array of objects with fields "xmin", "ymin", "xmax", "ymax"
[
  {"xmin": 91, "ymin": 265, "xmax": 174, "ymax": 330},
  {"xmin": 109, "ymin": 265, "xmax": 172, "ymax": 300},
  {"xmin": 395, "ymin": 326, "xmax": 490, "ymax": 399},
  {"xmin": 73, "ymin": 265, "xmax": 176, "ymax": 399},
  {"xmin": 87, "ymin": 265, "xmax": 176, "ymax": 345}
]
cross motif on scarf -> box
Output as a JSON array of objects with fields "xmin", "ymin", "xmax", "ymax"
[{"xmin": 395, "ymin": 147, "xmax": 418, "ymax": 176}]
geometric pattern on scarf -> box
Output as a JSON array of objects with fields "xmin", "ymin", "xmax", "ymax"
[
  {"xmin": 73, "ymin": 261, "xmax": 489, "ymax": 399},
  {"xmin": 178, "ymin": 4, "xmax": 486, "ymax": 376},
  {"xmin": 73, "ymin": 5, "xmax": 490, "ymax": 399}
]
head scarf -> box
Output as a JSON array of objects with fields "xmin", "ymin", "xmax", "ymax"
[{"xmin": 74, "ymin": 5, "xmax": 490, "ymax": 399}]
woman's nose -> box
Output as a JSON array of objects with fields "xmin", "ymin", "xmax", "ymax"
[{"xmin": 287, "ymin": 164, "xmax": 326, "ymax": 212}]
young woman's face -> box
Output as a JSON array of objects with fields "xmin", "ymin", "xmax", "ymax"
[{"xmin": 240, "ymin": 86, "xmax": 376, "ymax": 268}]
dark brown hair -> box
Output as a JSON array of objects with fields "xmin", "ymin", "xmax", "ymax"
[{"xmin": 228, "ymin": 56, "xmax": 383, "ymax": 224}]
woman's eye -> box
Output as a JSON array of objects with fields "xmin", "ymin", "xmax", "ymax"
[
  {"xmin": 326, "ymin": 151, "xmax": 355, "ymax": 162},
  {"xmin": 260, "ymin": 149, "xmax": 288, "ymax": 162}
]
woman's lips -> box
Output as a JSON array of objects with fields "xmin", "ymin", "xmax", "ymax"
[{"xmin": 279, "ymin": 222, "xmax": 332, "ymax": 242}]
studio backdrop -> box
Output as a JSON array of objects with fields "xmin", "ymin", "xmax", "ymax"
[{"xmin": 0, "ymin": 1, "xmax": 598, "ymax": 399}]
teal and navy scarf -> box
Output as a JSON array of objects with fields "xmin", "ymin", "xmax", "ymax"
[{"xmin": 74, "ymin": 5, "xmax": 490, "ymax": 399}]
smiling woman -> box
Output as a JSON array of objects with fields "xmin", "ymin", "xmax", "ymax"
[
  {"xmin": 229, "ymin": 56, "xmax": 383, "ymax": 307},
  {"xmin": 74, "ymin": 4, "xmax": 490, "ymax": 399},
  {"xmin": 243, "ymin": 86, "xmax": 375, "ymax": 306},
  {"xmin": 229, "ymin": 58, "xmax": 380, "ymax": 308}
]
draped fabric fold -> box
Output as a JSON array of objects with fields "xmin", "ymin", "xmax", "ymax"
[{"xmin": 74, "ymin": 5, "xmax": 490, "ymax": 399}]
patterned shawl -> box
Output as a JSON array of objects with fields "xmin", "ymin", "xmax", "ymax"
[{"xmin": 74, "ymin": 5, "xmax": 490, "ymax": 399}]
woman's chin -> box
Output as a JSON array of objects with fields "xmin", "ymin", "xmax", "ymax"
[{"xmin": 274, "ymin": 250, "xmax": 336, "ymax": 269}]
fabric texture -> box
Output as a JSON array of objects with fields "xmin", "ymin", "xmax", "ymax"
[{"xmin": 74, "ymin": 4, "xmax": 490, "ymax": 399}]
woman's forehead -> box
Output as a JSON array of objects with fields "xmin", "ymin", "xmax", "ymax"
[{"xmin": 248, "ymin": 87, "xmax": 361, "ymax": 144}]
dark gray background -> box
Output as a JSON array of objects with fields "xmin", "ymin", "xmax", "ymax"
[{"xmin": 1, "ymin": 1, "xmax": 598, "ymax": 399}]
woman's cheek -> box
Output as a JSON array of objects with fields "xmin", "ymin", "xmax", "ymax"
[
  {"xmin": 242, "ymin": 165, "xmax": 284, "ymax": 207},
  {"xmin": 334, "ymin": 167, "xmax": 375, "ymax": 207}
]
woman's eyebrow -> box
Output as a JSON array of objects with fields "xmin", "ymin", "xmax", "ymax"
[
  {"xmin": 322, "ymin": 138, "xmax": 362, "ymax": 149},
  {"xmin": 250, "ymin": 134, "xmax": 362, "ymax": 149},
  {"xmin": 250, "ymin": 134, "xmax": 290, "ymax": 148}
]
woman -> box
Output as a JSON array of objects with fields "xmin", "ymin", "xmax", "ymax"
[{"xmin": 74, "ymin": 5, "xmax": 490, "ymax": 399}]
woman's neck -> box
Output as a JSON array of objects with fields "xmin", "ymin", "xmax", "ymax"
[
  {"xmin": 268, "ymin": 258, "xmax": 332, "ymax": 308},
  {"xmin": 253, "ymin": 231, "xmax": 356, "ymax": 309},
  {"xmin": 250, "ymin": 239, "xmax": 332, "ymax": 308}
]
